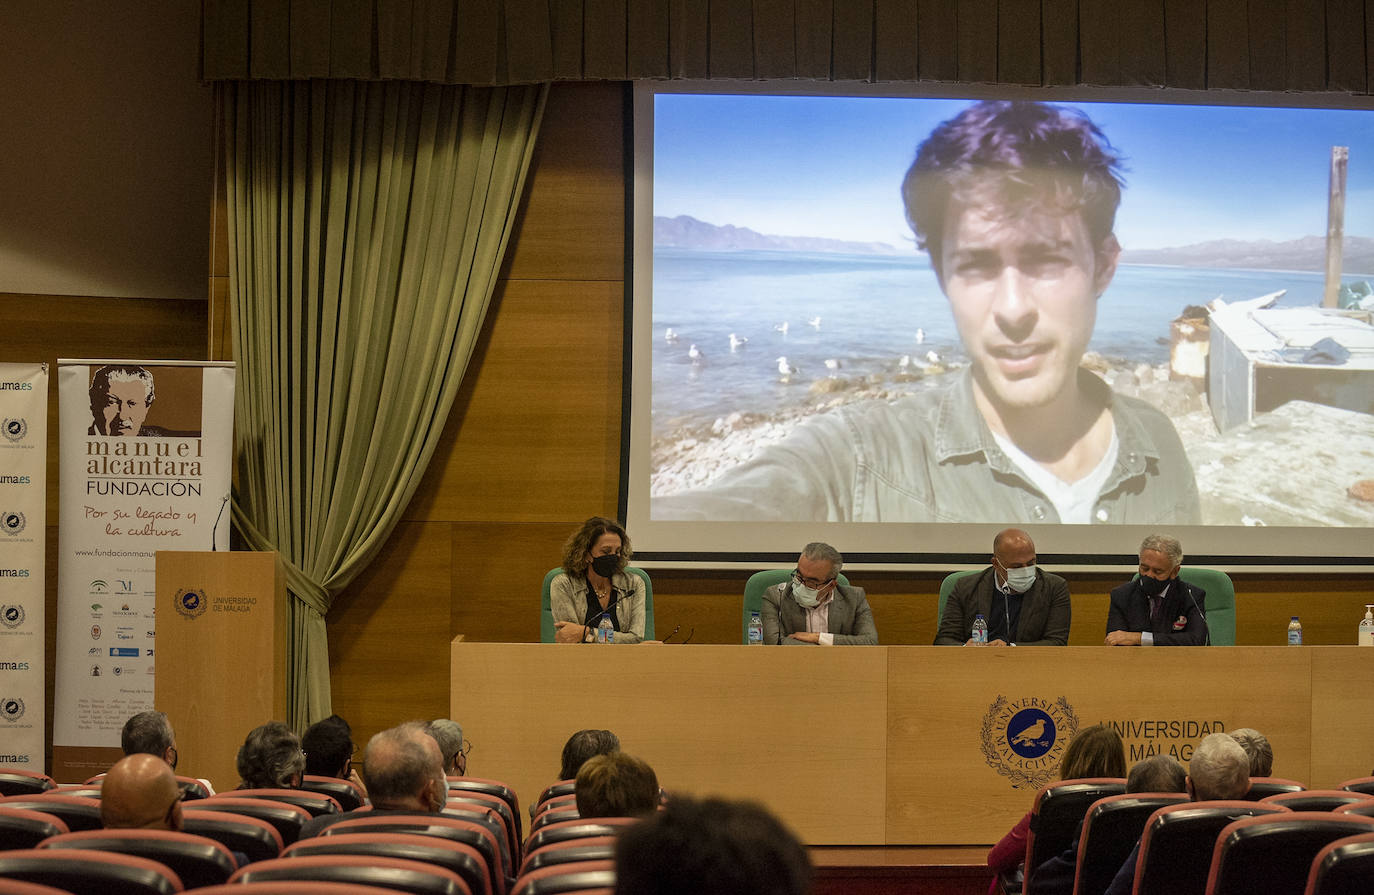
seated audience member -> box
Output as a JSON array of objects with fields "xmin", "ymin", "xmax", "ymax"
[
  {"xmin": 614, "ymin": 796, "xmax": 811, "ymax": 895},
  {"xmin": 1229, "ymin": 728, "xmax": 1274, "ymax": 777},
  {"xmin": 299, "ymin": 721, "xmax": 448, "ymax": 838},
  {"xmin": 575, "ymin": 752, "xmax": 660, "ymax": 819},
  {"xmin": 1027, "ymin": 755, "xmax": 1186, "ymax": 895},
  {"xmin": 121, "ymin": 709, "xmax": 179, "ymax": 769},
  {"xmin": 551, "ymin": 516, "xmax": 646, "ymax": 644},
  {"xmin": 1105, "ymin": 534, "xmax": 1207, "ymax": 646},
  {"xmin": 236, "ymin": 721, "xmax": 306, "ymax": 790},
  {"xmin": 1102, "ymin": 733, "xmax": 1250, "ymax": 895},
  {"xmin": 987, "ymin": 724, "xmax": 1126, "ymax": 887},
  {"xmin": 302, "ymin": 713, "xmax": 367, "ymax": 797},
  {"xmin": 761, "ymin": 542, "xmax": 878, "ymax": 645},
  {"xmin": 102, "ymin": 753, "xmax": 185, "ymax": 830},
  {"xmin": 560, "ymin": 729, "xmax": 621, "ymax": 781},
  {"xmin": 429, "ymin": 718, "xmax": 469, "ymax": 776},
  {"xmin": 935, "ymin": 528, "xmax": 1071, "ymax": 646}
]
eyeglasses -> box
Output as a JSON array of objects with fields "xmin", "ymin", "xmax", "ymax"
[{"xmin": 792, "ymin": 570, "xmax": 835, "ymax": 590}]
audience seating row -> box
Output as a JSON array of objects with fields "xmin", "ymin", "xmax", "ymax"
[{"xmin": 1010, "ymin": 775, "xmax": 1374, "ymax": 895}]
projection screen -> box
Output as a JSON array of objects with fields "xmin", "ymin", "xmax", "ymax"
[{"xmin": 626, "ymin": 83, "xmax": 1374, "ymax": 565}]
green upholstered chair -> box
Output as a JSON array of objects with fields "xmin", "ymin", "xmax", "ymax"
[
  {"xmin": 1177, "ymin": 567, "xmax": 1236, "ymax": 646},
  {"xmin": 936, "ymin": 569, "xmax": 983, "ymax": 633},
  {"xmin": 540, "ymin": 567, "xmax": 654, "ymax": 643},
  {"xmin": 741, "ymin": 568, "xmax": 849, "ymax": 644}
]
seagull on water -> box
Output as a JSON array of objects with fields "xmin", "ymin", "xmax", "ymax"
[
  {"xmin": 915, "ymin": 328, "xmax": 926, "ymax": 345},
  {"xmin": 925, "ymin": 350, "xmax": 941, "ymax": 365},
  {"xmin": 688, "ymin": 344, "xmax": 704, "ymax": 364},
  {"xmin": 729, "ymin": 333, "xmax": 749, "ymax": 351},
  {"xmin": 776, "ymin": 356, "xmax": 799, "ymax": 382},
  {"xmin": 898, "ymin": 354, "xmax": 912, "ymax": 371},
  {"xmin": 774, "ymin": 321, "xmax": 790, "ymax": 335},
  {"xmin": 664, "ymin": 327, "xmax": 679, "ymax": 343},
  {"xmin": 824, "ymin": 358, "xmax": 842, "ymax": 378},
  {"xmin": 808, "ymin": 316, "xmax": 822, "ymax": 329}
]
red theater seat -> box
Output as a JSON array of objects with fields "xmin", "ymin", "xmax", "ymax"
[
  {"xmin": 0, "ymin": 847, "xmax": 184, "ymax": 894},
  {"xmin": 230, "ymin": 854, "xmax": 471, "ymax": 895},
  {"xmin": 1204, "ymin": 811, "xmax": 1374, "ymax": 895},
  {"xmin": 42, "ymin": 828, "xmax": 238, "ymax": 888}
]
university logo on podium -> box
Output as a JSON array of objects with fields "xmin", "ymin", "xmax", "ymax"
[{"xmin": 981, "ymin": 695, "xmax": 1079, "ymax": 789}]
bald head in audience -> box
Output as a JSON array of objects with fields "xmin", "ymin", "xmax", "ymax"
[
  {"xmin": 102, "ymin": 753, "xmax": 183, "ymax": 830},
  {"xmin": 362, "ymin": 721, "xmax": 448, "ymax": 813},
  {"xmin": 1188, "ymin": 732, "xmax": 1251, "ymax": 801}
]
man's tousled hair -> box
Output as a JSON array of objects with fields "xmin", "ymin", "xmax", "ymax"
[{"xmin": 902, "ymin": 100, "xmax": 1125, "ymax": 271}]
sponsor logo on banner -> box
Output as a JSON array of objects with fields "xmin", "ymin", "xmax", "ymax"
[
  {"xmin": 90, "ymin": 665, "xmax": 101, "ymax": 676},
  {"xmin": 88, "ymin": 647, "xmax": 101, "ymax": 656},
  {"xmin": 0, "ymin": 511, "xmax": 26, "ymax": 536},
  {"xmin": 0, "ymin": 382, "xmax": 34, "ymax": 390},
  {"xmin": 0, "ymin": 568, "xmax": 31, "ymax": 578},
  {"xmin": 1, "ymin": 605, "xmax": 25, "ymax": 629},
  {"xmin": 2, "ymin": 418, "xmax": 29, "ymax": 441},
  {"xmin": 175, "ymin": 588, "xmax": 207, "ymax": 619},
  {"xmin": 981, "ymin": 696, "xmax": 1079, "ymax": 789},
  {"xmin": 0, "ymin": 475, "xmax": 32, "ymax": 484},
  {"xmin": 90, "ymin": 625, "xmax": 101, "ymax": 639},
  {"xmin": 110, "ymin": 648, "xmax": 138, "ymax": 657},
  {"xmin": 0, "ymin": 661, "xmax": 31, "ymax": 671},
  {"xmin": 1, "ymin": 697, "xmax": 25, "ymax": 722},
  {"xmin": 90, "ymin": 580, "xmax": 108, "ymax": 593}
]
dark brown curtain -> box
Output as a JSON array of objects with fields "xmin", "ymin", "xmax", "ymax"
[{"xmin": 204, "ymin": 0, "xmax": 1374, "ymax": 93}]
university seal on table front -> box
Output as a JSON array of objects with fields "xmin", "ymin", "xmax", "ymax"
[{"xmin": 981, "ymin": 695, "xmax": 1079, "ymax": 789}]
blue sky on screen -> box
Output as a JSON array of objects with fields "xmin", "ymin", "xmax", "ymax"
[{"xmin": 652, "ymin": 93, "xmax": 1374, "ymax": 250}]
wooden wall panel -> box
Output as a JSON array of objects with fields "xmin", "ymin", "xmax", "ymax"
[
  {"xmin": 407, "ymin": 277, "xmax": 624, "ymax": 523},
  {"xmin": 501, "ymin": 83, "xmax": 624, "ymax": 283},
  {"xmin": 328, "ymin": 520, "xmax": 453, "ymax": 744}
]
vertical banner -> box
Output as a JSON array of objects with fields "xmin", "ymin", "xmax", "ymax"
[
  {"xmin": 52, "ymin": 360, "xmax": 235, "ymax": 780},
  {"xmin": 0, "ymin": 363, "xmax": 48, "ymax": 769}
]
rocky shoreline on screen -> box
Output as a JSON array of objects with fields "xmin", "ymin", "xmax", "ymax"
[
  {"xmin": 651, "ymin": 356, "xmax": 1374, "ymax": 526},
  {"xmin": 651, "ymin": 353, "xmax": 1210, "ymax": 494}
]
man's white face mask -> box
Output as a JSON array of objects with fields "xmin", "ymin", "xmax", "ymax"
[{"xmin": 1003, "ymin": 564, "xmax": 1036, "ymax": 594}]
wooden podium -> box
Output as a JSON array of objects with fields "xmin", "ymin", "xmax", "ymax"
[{"xmin": 155, "ymin": 550, "xmax": 287, "ymax": 791}]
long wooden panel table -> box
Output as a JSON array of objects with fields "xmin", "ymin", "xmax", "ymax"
[{"xmin": 449, "ymin": 644, "xmax": 1374, "ymax": 845}]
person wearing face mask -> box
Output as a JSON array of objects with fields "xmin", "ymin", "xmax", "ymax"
[
  {"xmin": 1105, "ymin": 533, "xmax": 1207, "ymax": 646},
  {"xmin": 760, "ymin": 542, "xmax": 878, "ymax": 645},
  {"xmin": 550, "ymin": 516, "xmax": 646, "ymax": 644},
  {"xmin": 934, "ymin": 528, "xmax": 1071, "ymax": 646}
]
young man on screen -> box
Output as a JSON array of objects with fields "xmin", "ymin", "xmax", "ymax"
[{"xmin": 656, "ymin": 100, "xmax": 1200, "ymax": 524}]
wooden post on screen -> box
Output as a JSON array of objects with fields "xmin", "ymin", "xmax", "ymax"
[{"xmin": 155, "ymin": 550, "xmax": 287, "ymax": 792}]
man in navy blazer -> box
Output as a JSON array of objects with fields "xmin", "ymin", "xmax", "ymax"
[{"xmin": 1105, "ymin": 534, "xmax": 1208, "ymax": 646}]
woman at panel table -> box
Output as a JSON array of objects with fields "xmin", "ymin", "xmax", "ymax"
[
  {"xmin": 985, "ymin": 724, "xmax": 1126, "ymax": 893},
  {"xmin": 551, "ymin": 516, "xmax": 646, "ymax": 644}
]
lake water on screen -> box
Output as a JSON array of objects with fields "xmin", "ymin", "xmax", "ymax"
[{"xmin": 651, "ymin": 248, "xmax": 1335, "ymax": 429}]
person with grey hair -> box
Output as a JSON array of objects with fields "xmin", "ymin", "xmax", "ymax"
[
  {"xmin": 121, "ymin": 710, "xmax": 178, "ymax": 769},
  {"xmin": 761, "ymin": 542, "xmax": 877, "ymax": 645},
  {"xmin": 299, "ymin": 721, "xmax": 448, "ymax": 838},
  {"xmin": 1105, "ymin": 533, "xmax": 1206, "ymax": 646},
  {"xmin": 1102, "ymin": 734, "xmax": 1250, "ymax": 895},
  {"xmin": 235, "ymin": 721, "xmax": 306, "ymax": 790},
  {"xmin": 935, "ymin": 528, "xmax": 1071, "ymax": 646},
  {"xmin": 1229, "ymin": 728, "xmax": 1274, "ymax": 777},
  {"xmin": 429, "ymin": 718, "xmax": 468, "ymax": 776}
]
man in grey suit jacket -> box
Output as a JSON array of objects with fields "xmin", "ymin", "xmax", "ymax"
[
  {"xmin": 935, "ymin": 528, "xmax": 1071, "ymax": 646},
  {"xmin": 761, "ymin": 542, "xmax": 878, "ymax": 645}
]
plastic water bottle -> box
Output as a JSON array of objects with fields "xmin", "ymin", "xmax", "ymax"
[
  {"xmin": 1287, "ymin": 616, "xmax": 1302, "ymax": 645},
  {"xmin": 1359, "ymin": 605, "xmax": 1374, "ymax": 646},
  {"xmin": 971, "ymin": 614, "xmax": 989, "ymax": 644},
  {"xmin": 597, "ymin": 613, "xmax": 614, "ymax": 644},
  {"xmin": 748, "ymin": 611, "xmax": 763, "ymax": 644}
]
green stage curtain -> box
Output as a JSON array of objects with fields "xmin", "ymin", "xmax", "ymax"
[{"xmin": 221, "ymin": 79, "xmax": 546, "ymax": 728}]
